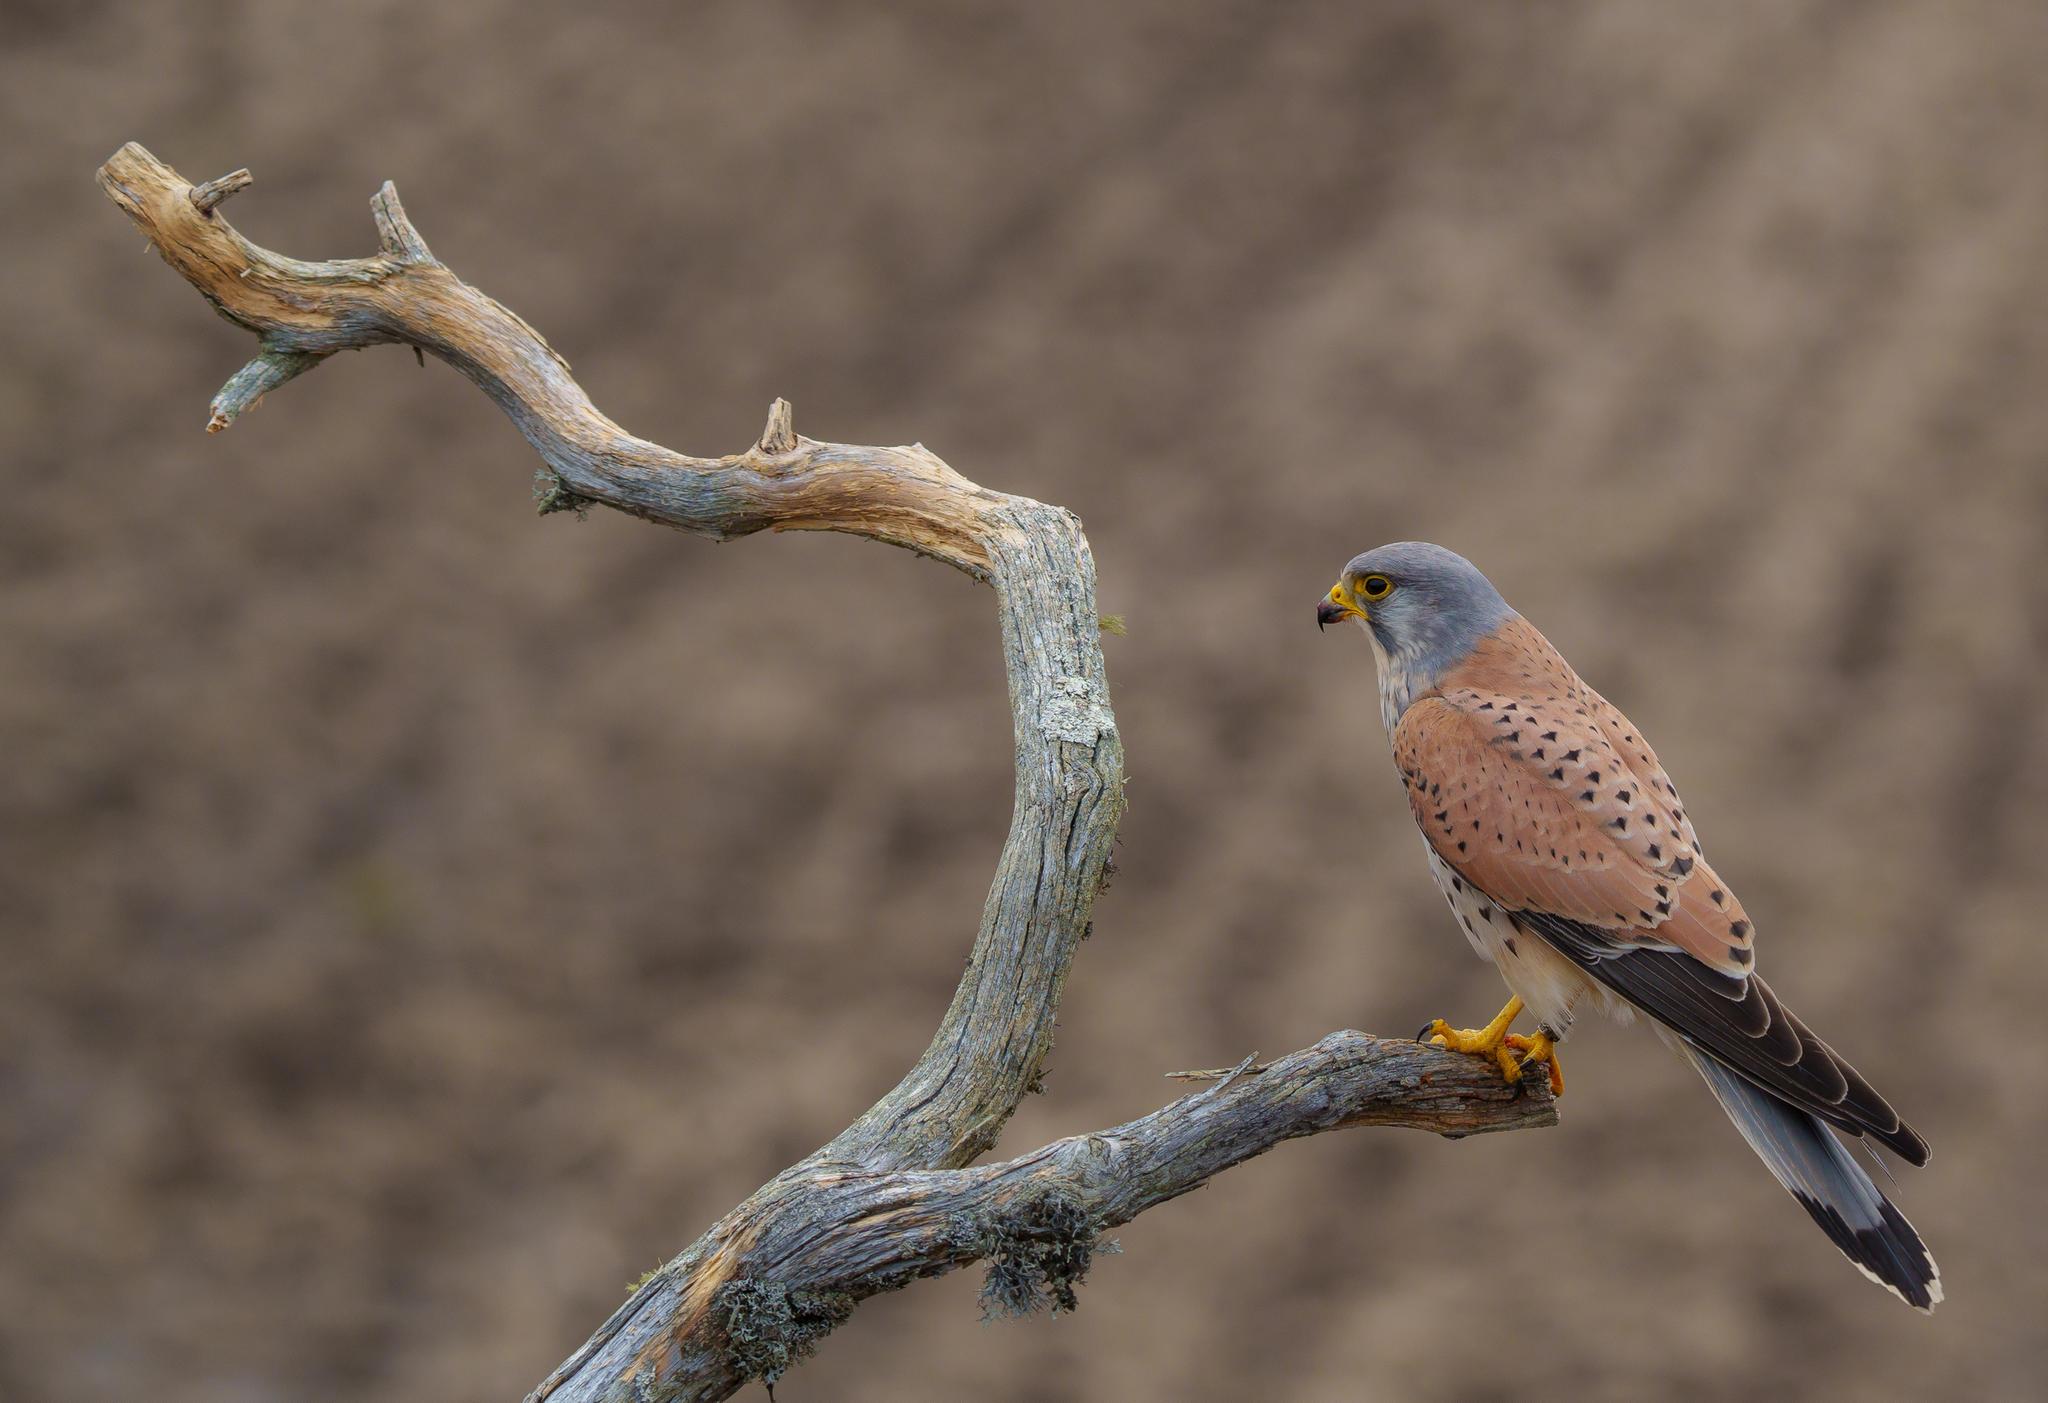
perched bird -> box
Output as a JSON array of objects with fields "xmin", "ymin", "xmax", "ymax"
[{"xmin": 1317, "ymin": 541, "xmax": 1939, "ymax": 1310}]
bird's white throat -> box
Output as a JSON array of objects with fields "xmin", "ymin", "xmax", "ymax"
[{"xmin": 1361, "ymin": 618, "xmax": 1432, "ymax": 734}]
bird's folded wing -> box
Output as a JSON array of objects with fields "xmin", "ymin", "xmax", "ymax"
[{"xmin": 1391, "ymin": 693, "xmax": 1751, "ymax": 974}]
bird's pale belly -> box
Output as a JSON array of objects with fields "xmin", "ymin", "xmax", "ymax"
[{"xmin": 1421, "ymin": 843, "xmax": 1624, "ymax": 1038}]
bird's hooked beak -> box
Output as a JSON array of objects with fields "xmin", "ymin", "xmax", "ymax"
[{"xmin": 1317, "ymin": 582, "xmax": 1366, "ymax": 632}]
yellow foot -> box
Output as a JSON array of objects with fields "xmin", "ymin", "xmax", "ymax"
[
  {"xmin": 1418, "ymin": 996, "xmax": 1523, "ymax": 1059},
  {"xmin": 1505, "ymin": 1031, "xmax": 1565, "ymax": 1096}
]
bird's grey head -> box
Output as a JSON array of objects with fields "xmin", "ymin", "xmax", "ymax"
[{"xmin": 1316, "ymin": 541, "xmax": 1515, "ymax": 726}]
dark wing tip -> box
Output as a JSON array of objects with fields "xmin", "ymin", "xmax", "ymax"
[
  {"xmin": 1784, "ymin": 1006, "xmax": 1930, "ymax": 1165},
  {"xmin": 1886, "ymin": 1120, "xmax": 1932, "ymax": 1169}
]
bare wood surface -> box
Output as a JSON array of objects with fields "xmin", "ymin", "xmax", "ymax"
[{"xmin": 99, "ymin": 142, "xmax": 1556, "ymax": 1403}]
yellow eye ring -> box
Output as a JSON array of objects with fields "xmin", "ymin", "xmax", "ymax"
[{"xmin": 1358, "ymin": 573, "xmax": 1394, "ymax": 601}]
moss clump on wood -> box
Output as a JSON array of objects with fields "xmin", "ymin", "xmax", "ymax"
[
  {"xmin": 623, "ymin": 1263, "xmax": 667, "ymax": 1296},
  {"xmin": 532, "ymin": 467, "xmax": 592, "ymax": 518}
]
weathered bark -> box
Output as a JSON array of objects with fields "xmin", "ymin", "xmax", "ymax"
[{"xmin": 99, "ymin": 142, "xmax": 1555, "ymax": 1403}]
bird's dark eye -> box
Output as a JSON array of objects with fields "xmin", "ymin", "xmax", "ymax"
[{"xmin": 1359, "ymin": 574, "xmax": 1394, "ymax": 600}]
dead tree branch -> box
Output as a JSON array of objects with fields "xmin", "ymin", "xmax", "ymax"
[{"xmin": 98, "ymin": 142, "xmax": 1556, "ymax": 1403}]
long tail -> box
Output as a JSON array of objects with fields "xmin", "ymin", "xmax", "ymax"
[{"xmin": 1671, "ymin": 1036, "xmax": 1941, "ymax": 1311}]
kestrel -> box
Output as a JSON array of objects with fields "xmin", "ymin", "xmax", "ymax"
[{"xmin": 1318, "ymin": 541, "xmax": 1939, "ymax": 1311}]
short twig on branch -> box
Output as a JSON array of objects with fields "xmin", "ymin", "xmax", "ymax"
[
  {"xmin": 1166, "ymin": 1053, "xmax": 1270, "ymax": 1083},
  {"xmin": 188, "ymin": 166, "xmax": 252, "ymax": 215},
  {"xmin": 99, "ymin": 142, "xmax": 1556, "ymax": 1403}
]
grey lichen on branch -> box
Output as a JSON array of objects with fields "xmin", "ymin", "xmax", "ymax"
[
  {"xmin": 712, "ymin": 1281, "xmax": 854, "ymax": 1391},
  {"xmin": 99, "ymin": 142, "xmax": 1557, "ymax": 1403},
  {"xmin": 975, "ymin": 1187, "xmax": 1112, "ymax": 1319}
]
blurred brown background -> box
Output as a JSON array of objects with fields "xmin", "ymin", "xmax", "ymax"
[{"xmin": 6, "ymin": 2, "xmax": 2046, "ymax": 1399}]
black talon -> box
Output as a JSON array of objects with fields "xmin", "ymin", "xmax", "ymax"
[{"xmin": 1416, "ymin": 1021, "xmax": 1437, "ymax": 1042}]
